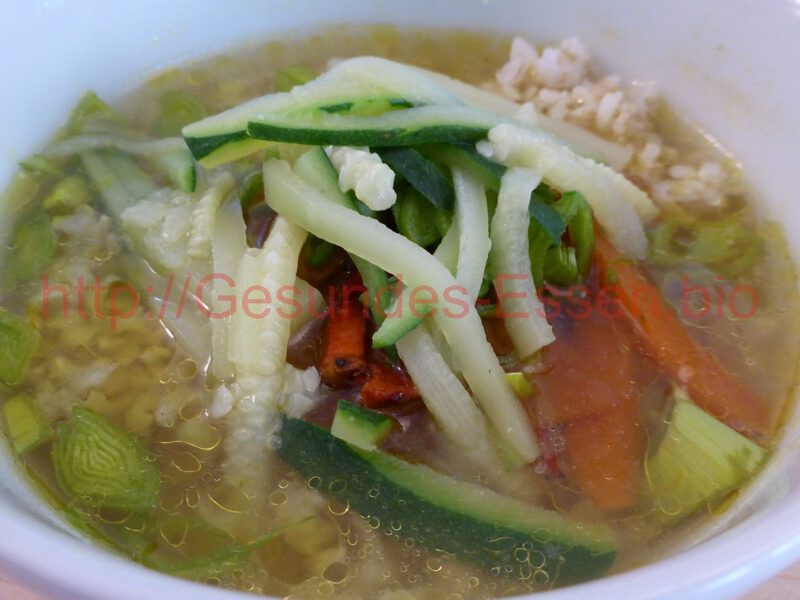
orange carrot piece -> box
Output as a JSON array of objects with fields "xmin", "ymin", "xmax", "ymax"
[
  {"xmin": 561, "ymin": 397, "xmax": 645, "ymax": 511},
  {"xmin": 320, "ymin": 301, "xmax": 367, "ymax": 386},
  {"xmin": 593, "ymin": 232, "xmax": 771, "ymax": 441},
  {"xmin": 533, "ymin": 310, "xmax": 640, "ymax": 425},
  {"xmin": 360, "ymin": 363, "xmax": 420, "ymax": 408}
]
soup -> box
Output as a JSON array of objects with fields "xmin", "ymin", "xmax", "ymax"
[{"xmin": 1, "ymin": 26, "xmax": 798, "ymax": 599}]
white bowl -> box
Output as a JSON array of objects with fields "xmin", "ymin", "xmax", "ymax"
[{"xmin": 1, "ymin": 1, "xmax": 798, "ymax": 599}]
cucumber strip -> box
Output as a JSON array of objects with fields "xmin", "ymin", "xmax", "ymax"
[
  {"xmin": 395, "ymin": 326, "xmax": 498, "ymax": 464},
  {"xmin": 278, "ymin": 417, "xmax": 616, "ymax": 584},
  {"xmin": 452, "ymin": 166, "xmax": 491, "ymax": 302},
  {"xmin": 293, "ymin": 148, "xmax": 391, "ymax": 322},
  {"xmin": 375, "ymin": 147, "xmax": 454, "ymax": 210},
  {"xmin": 47, "ymin": 135, "xmax": 195, "ymax": 192},
  {"xmin": 263, "ymin": 159, "xmax": 540, "ymax": 462},
  {"xmin": 2, "ymin": 395, "xmax": 52, "ymax": 455},
  {"xmin": 330, "ymin": 400, "xmax": 393, "ymax": 450},
  {"xmin": 479, "ymin": 123, "xmax": 655, "ymax": 258},
  {"xmin": 410, "ymin": 65, "xmax": 633, "ymax": 170},
  {"xmin": 248, "ymin": 105, "xmax": 500, "ymax": 148},
  {"xmin": 490, "ymin": 168, "xmax": 556, "ymax": 359}
]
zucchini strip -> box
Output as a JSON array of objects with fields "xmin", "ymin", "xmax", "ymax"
[
  {"xmin": 396, "ymin": 326, "xmax": 498, "ymax": 465},
  {"xmin": 491, "ymin": 168, "xmax": 556, "ymax": 358},
  {"xmin": 264, "ymin": 159, "xmax": 539, "ymax": 463},
  {"xmin": 479, "ymin": 123, "xmax": 654, "ymax": 258},
  {"xmin": 452, "ymin": 166, "xmax": 491, "ymax": 302},
  {"xmin": 248, "ymin": 105, "xmax": 500, "ymax": 148}
]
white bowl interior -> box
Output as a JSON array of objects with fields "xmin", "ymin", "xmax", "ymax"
[{"xmin": 1, "ymin": 1, "xmax": 799, "ymax": 599}]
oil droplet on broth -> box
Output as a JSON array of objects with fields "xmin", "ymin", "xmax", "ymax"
[
  {"xmin": 322, "ymin": 562, "xmax": 349, "ymax": 584},
  {"xmin": 317, "ymin": 581, "xmax": 335, "ymax": 596},
  {"xmin": 327, "ymin": 498, "xmax": 349, "ymax": 515},
  {"xmin": 425, "ymin": 557, "xmax": 443, "ymax": 572},
  {"xmin": 269, "ymin": 490, "xmax": 288, "ymax": 505}
]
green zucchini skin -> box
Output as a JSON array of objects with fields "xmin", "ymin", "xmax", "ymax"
[
  {"xmin": 183, "ymin": 130, "xmax": 249, "ymax": 163},
  {"xmin": 248, "ymin": 121, "xmax": 490, "ymax": 148},
  {"xmin": 277, "ymin": 417, "xmax": 616, "ymax": 586}
]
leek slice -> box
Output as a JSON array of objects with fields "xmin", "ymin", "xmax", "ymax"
[
  {"xmin": 2, "ymin": 395, "xmax": 52, "ymax": 455},
  {"xmin": 0, "ymin": 307, "xmax": 38, "ymax": 386},
  {"xmin": 52, "ymin": 407, "xmax": 159, "ymax": 512},
  {"xmin": 646, "ymin": 394, "xmax": 767, "ymax": 523},
  {"xmin": 263, "ymin": 159, "xmax": 539, "ymax": 463},
  {"xmin": 490, "ymin": 167, "xmax": 555, "ymax": 358}
]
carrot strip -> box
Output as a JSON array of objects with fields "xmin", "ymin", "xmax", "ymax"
[
  {"xmin": 561, "ymin": 397, "xmax": 645, "ymax": 511},
  {"xmin": 320, "ymin": 300, "xmax": 367, "ymax": 386},
  {"xmin": 360, "ymin": 363, "xmax": 420, "ymax": 408},
  {"xmin": 593, "ymin": 231, "xmax": 771, "ymax": 440}
]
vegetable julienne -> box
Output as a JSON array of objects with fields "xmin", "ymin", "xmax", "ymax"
[{"xmin": 0, "ymin": 28, "xmax": 795, "ymax": 598}]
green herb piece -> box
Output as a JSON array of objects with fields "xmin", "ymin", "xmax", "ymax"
[
  {"xmin": 52, "ymin": 407, "xmax": 160, "ymax": 512},
  {"xmin": 2, "ymin": 394, "xmax": 52, "ymax": 455},
  {"xmin": 561, "ymin": 191, "xmax": 594, "ymax": 277},
  {"xmin": 504, "ymin": 372, "xmax": 535, "ymax": 397}
]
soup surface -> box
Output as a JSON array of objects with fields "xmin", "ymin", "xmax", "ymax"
[{"xmin": 1, "ymin": 26, "xmax": 798, "ymax": 599}]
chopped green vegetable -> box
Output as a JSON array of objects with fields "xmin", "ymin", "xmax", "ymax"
[
  {"xmin": 303, "ymin": 234, "xmax": 336, "ymax": 267},
  {"xmin": 331, "ymin": 400, "xmax": 393, "ymax": 449},
  {"xmin": 543, "ymin": 245, "xmax": 579, "ymax": 285},
  {"xmin": 275, "ymin": 66, "xmax": 318, "ymax": 92},
  {"xmin": 155, "ymin": 90, "xmax": 208, "ymax": 137},
  {"xmin": 2, "ymin": 394, "xmax": 52, "ymax": 455},
  {"xmin": 3, "ymin": 209, "xmax": 57, "ymax": 291},
  {"xmin": 504, "ymin": 372, "xmax": 535, "ymax": 397},
  {"xmin": 646, "ymin": 392, "xmax": 767, "ymax": 524},
  {"xmin": 422, "ymin": 143, "xmax": 506, "ymax": 192},
  {"xmin": 19, "ymin": 154, "xmax": 64, "ymax": 177},
  {"xmin": 394, "ymin": 188, "xmax": 449, "ymax": 247},
  {"xmin": 529, "ymin": 196, "xmax": 566, "ymax": 244},
  {"xmin": 648, "ymin": 212, "xmax": 762, "ymax": 277},
  {"xmin": 376, "ymin": 146, "xmax": 455, "ymax": 210},
  {"xmin": 63, "ymin": 91, "xmax": 116, "ymax": 138},
  {"xmin": 41, "ymin": 174, "xmax": 91, "ymax": 213},
  {"xmin": 561, "ymin": 191, "xmax": 594, "ymax": 276},
  {"xmin": 52, "ymin": 406, "xmax": 160, "ymax": 512},
  {"xmin": 0, "ymin": 307, "xmax": 38, "ymax": 386}
]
